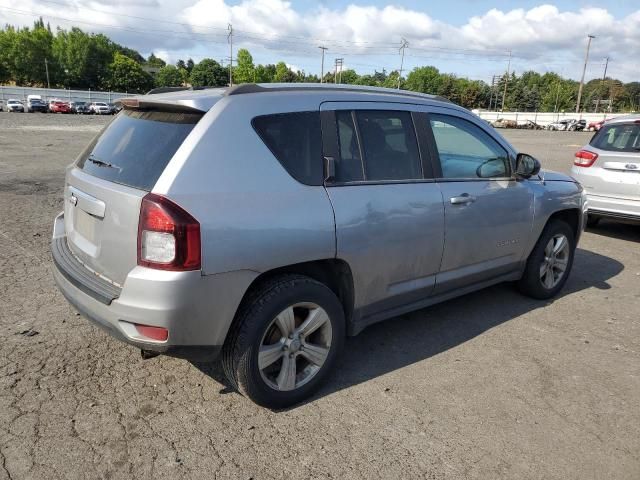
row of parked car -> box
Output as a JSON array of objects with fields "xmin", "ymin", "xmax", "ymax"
[
  {"xmin": 491, "ymin": 117, "xmax": 608, "ymax": 132},
  {"xmin": 0, "ymin": 95, "xmax": 120, "ymax": 114}
]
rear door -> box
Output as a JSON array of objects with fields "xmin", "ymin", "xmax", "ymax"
[
  {"xmin": 424, "ymin": 110, "xmax": 533, "ymax": 294},
  {"xmin": 64, "ymin": 109, "xmax": 202, "ymax": 286},
  {"xmin": 320, "ymin": 101, "xmax": 445, "ymax": 319},
  {"xmin": 587, "ymin": 122, "xmax": 640, "ymax": 201}
]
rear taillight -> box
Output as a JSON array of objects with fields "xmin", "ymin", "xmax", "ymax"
[
  {"xmin": 574, "ymin": 150, "xmax": 598, "ymax": 167},
  {"xmin": 137, "ymin": 193, "xmax": 200, "ymax": 271}
]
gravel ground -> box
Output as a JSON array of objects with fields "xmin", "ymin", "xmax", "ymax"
[{"xmin": 0, "ymin": 112, "xmax": 638, "ymax": 480}]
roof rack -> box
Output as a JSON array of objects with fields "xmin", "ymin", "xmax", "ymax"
[{"xmin": 225, "ymin": 83, "xmax": 451, "ymax": 103}]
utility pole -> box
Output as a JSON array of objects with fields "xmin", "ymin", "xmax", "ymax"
[
  {"xmin": 227, "ymin": 23, "xmax": 233, "ymax": 86},
  {"xmin": 501, "ymin": 50, "xmax": 511, "ymax": 113},
  {"xmin": 576, "ymin": 34, "xmax": 595, "ymax": 113},
  {"xmin": 554, "ymin": 81, "xmax": 561, "ymax": 113},
  {"xmin": 398, "ymin": 38, "xmax": 409, "ymax": 90},
  {"xmin": 489, "ymin": 75, "xmax": 499, "ymax": 111},
  {"xmin": 319, "ymin": 46, "xmax": 328, "ymax": 83},
  {"xmin": 595, "ymin": 56, "xmax": 608, "ymax": 113},
  {"xmin": 44, "ymin": 58, "xmax": 50, "ymax": 89},
  {"xmin": 334, "ymin": 58, "xmax": 343, "ymax": 84}
]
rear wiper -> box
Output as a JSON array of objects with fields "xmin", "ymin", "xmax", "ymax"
[{"xmin": 87, "ymin": 154, "xmax": 120, "ymax": 171}]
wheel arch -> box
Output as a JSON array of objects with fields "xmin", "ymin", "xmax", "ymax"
[
  {"xmin": 546, "ymin": 208, "xmax": 581, "ymax": 240},
  {"xmin": 232, "ymin": 258, "xmax": 356, "ymax": 335}
]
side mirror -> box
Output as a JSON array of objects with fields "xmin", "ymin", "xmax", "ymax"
[{"xmin": 515, "ymin": 153, "xmax": 541, "ymax": 179}]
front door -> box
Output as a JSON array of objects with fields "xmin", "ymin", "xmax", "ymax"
[{"xmin": 426, "ymin": 112, "xmax": 534, "ymax": 294}]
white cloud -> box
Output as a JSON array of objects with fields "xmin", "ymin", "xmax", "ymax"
[{"xmin": 1, "ymin": 1, "xmax": 638, "ymax": 81}]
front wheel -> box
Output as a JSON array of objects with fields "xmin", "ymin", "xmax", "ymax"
[
  {"xmin": 222, "ymin": 274, "xmax": 345, "ymax": 409},
  {"xmin": 518, "ymin": 220, "xmax": 575, "ymax": 299}
]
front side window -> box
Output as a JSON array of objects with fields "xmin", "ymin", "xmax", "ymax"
[
  {"xmin": 430, "ymin": 114, "xmax": 510, "ymax": 179},
  {"xmin": 591, "ymin": 123, "xmax": 640, "ymax": 152}
]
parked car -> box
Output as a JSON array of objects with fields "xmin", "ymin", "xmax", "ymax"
[
  {"xmin": 491, "ymin": 118, "xmax": 518, "ymax": 129},
  {"xmin": 571, "ymin": 115, "xmax": 640, "ymax": 226},
  {"xmin": 0, "ymin": 100, "xmax": 3, "ymax": 111},
  {"xmin": 69, "ymin": 101, "xmax": 90, "ymax": 114},
  {"xmin": 89, "ymin": 102, "xmax": 111, "ymax": 114},
  {"xmin": 51, "ymin": 84, "xmax": 586, "ymax": 408},
  {"xmin": 49, "ymin": 101, "xmax": 72, "ymax": 114},
  {"xmin": 547, "ymin": 119, "xmax": 586, "ymax": 131},
  {"xmin": 587, "ymin": 119, "xmax": 606, "ymax": 132},
  {"xmin": 26, "ymin": 95, "xmax": 48, "ymax": 113},
  {"xmin": 6, "ymin": 99, "xmax": 25, "ymax": 113},
  {"xmin": 107, "ymin": 103, "xmax": 120, "ymax": 115},
  {"xmin": 519, "ymin": 120, "xmax": 544, "ymax": 130},
  {"xmin": 569, "ymin": 119, "xmax": 587, "ymax": 131}
]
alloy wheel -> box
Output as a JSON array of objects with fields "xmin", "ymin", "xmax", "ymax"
[
  {"xmin": 539, "ymin": 234, "xmax": 570, "ymax": 289},
  {"xmin": 258, "ymin": 303, "xmax": 333, "ymax": 392}
]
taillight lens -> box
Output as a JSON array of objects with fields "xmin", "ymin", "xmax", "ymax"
[
  {"xmin": 137, "ymin": 193, "xmax": 201, "ymax": 271},
  {"xmin": 134, "ymin": 323, "xmax": 169, "ymax": 342},
  {"xmin": 574, "ymin": 150, "xmax": 598, "ymax": 167}
]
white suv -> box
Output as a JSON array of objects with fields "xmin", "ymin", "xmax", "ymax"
[{"xmin": 90, "ymin": 102, "xmax": 110, "ymax": 114}]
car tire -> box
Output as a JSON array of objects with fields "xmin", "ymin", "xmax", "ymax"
[
  {"xmin": 518, "ymin": 220, "xmax": 575, "ymax": 300},
  {"xmin": 586, "ymin": 215, "xmax": 600, "ymax": 228},
  {"xmin": 222, "ymin": 274, "xmax": 345, "ymax": 409}
]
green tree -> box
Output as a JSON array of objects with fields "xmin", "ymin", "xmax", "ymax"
[
  {"xmin": 338, "ymin": 69, "xmax": 359, "ymax": 84},
  {"xmin": 354, "ymin": 74, "xmax": 378, "ymax": 86},
  {"xmin": 189, "ymin": 58, "xmax": 227, "ymax": 87},
  {"xmin": 145, "ymin": 53, "xmax": 165, "ymax": 68},
  {"xmin": 405, "ymin": 66, "xmax": 442, "ymax": 94},
  {"xmin": 155, "ymin": 64, "xmax": 184, "ymax": 87},
  {"xmin": 234, "ymin": 48, "xmax": 255, "ymax": 83},
  {"xmin": 274, "ymin": 62, "xmax": 296, "ymax": 82},
  {"xmin": 107, "ymin": 52, "xmax": 153, "ymax": 92}
]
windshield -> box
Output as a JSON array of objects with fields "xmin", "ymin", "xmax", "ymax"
[
  {"xmin": 76, "ymin": 109, "xmax": 202, "ymax": 191},
  {"xmin": 591, "ymin": 123, "xmax": 640, "ymax": 152}
]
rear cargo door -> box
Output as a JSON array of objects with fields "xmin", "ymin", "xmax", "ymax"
[
  {"xmin": 589, "ymin": 122, "xmax": 640, "ymax": 201},
  {"xmin": 64, "ymin": 109, "xmax": 202, "ymax": 286}
]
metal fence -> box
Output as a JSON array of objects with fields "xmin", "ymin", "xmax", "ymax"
[{"xmin": 0, "ymin": 85, "xmax": 136, "ymax": 105}]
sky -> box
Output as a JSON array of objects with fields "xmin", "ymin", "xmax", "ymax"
[{"xmin": 0, "ymin": 0, "xmax": 638, "ymax": 83}]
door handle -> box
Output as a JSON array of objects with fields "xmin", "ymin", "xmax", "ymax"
[{"xmin": 450, "ymin": 193, "xmax": 477, "ymax": 205}]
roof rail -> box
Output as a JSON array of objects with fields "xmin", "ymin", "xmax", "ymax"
[{"xmin": 225, "ymin": 83, "xmax": 451, "ymax": 103}]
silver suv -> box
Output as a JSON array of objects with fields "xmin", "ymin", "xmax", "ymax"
[{"xmin": 52, "ymin": 84, "xmax": 586, "ymax": 408}]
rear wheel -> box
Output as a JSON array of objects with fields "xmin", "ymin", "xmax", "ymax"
[
  {"xmin": 518, "ymin": 220, "xmax": 575, "ymax": 299},
  {"xmin": 222, "ymin": 274, "xmax": 345, "ymax": 409}
]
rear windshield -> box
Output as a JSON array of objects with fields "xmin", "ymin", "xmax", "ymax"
[
  {"xmin": 591, "ymin": 122, "xmax": 640, "ymax": 152},
  {"xmin": 77, "ymin": 109, "xmax": 202, "ymax": 190}
]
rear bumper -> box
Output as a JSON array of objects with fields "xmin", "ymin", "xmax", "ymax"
[
  {"xmin": 585, "ymin": 193, "xmax": 640, "ymax": 221},
  {"xmin": 51, "ymin": 212, "xmax": 257, "ymax": 361}
]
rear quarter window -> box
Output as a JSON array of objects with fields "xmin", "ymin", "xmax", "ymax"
[
  {"xmin": 591, "ymin": 123, "xmax": 640, "ymax": 152},
  {"xmin": 252, "ymin": 112, "xmax": 323, "ymax": 185},
  {"xmin": 77, "ymin": 109, "xmax": 202, "ymax": 191}
]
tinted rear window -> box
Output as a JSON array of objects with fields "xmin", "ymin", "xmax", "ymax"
[
  {"xmin": 77, "ymin": 109, "xmax": 201, "ymax": 191},
  {"xmin": 252, "ymin": 112, "xmax": 323, "ymax": 185},
  {"xmin": 591, "ymin": 123, "xmax": 640, "ymax": 152}
]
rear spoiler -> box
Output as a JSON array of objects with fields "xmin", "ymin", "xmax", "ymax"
[{"xmin": 115, "ymin": 97, "xmax": 205, "ymax": 114}]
